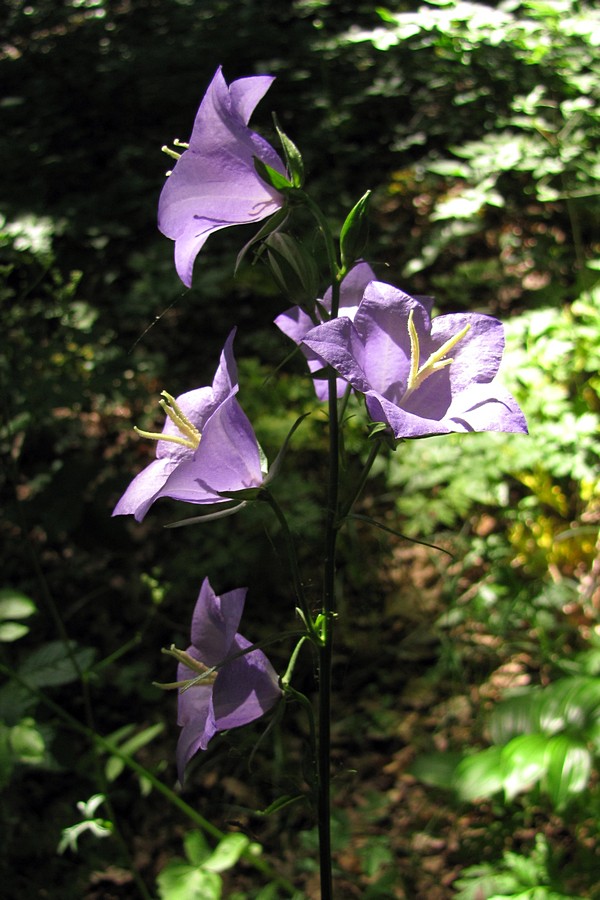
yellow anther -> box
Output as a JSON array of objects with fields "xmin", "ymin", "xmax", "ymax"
[
  {"xmin": 134, "ymin": 391, "xmax": 201, "ymax": 450},
  {"xmin": 402, "ymin": 310, "xmax": 471, "ymax": 402}
]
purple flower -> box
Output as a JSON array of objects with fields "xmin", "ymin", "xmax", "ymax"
[
  {"xmin": 112, "ymin": 331, "xmax": 265, "ymax": 522},
  {"xmin": 274, "ymin": 262, "xmax": 376, "ymax": 400},
  {"xmin": 302, "ymin": 281, "xmax": 528, "ymax": 438},
  {"xmin": 175, "ymin": 578, "xmax": 281, "ymax": 782},
  {"xmin": 158, "ymin": 67, "xmax": 287, "ymax": 288}
]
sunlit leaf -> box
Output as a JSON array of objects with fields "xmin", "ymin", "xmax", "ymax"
[
  {"xmin": 0, "ymin": 622, "xmax": 30, "ymax": 642},
  {"xmin": 156, "ymin": 861, "xmax": 221, "ymax": 900},
  {"xmin": 501, "ymin": 734, "xmax": 549, "ymax": 801},
  {"xmin": 105, "ymin": 722, "xmax": 164, "ymax": 782},
  {"xmin": 184, "ymin": 830, "xmax": 211, "ymax": 867},
  {"xmin": 9, "ymin": 718, "xmax": 45, "ymax": 764},
  {"xmin": 453, "ymin": 747, "xmax": 503, "ymax": 801},
  {"xmin": 489, "ymin": 693, "xmax": 539, "ymax": 744},
  {"xmin": 0, "ymin": 590, "xmax": 36, "ymax": 621},
  {"xmin": 543, "ymin": 734, "xmax": 591, "ymax": 810},
  {"xmin": 204, "ymin": 833, "xmax": 251, "ymax": 873}
]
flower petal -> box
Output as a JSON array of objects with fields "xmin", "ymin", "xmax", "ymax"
[
  {"xmin": 112, "ymin": 457, "xmax": 177, "ymax": 522},
  {"xmin": 353, "ymin": 282, "xmax": 427, "ymax": 402},
  {"xmin": 190, "ymin": 579, "xmax": 246, "ymax": 665},
  {"xmin": 176, "ymin": 677, "xmax": 214, "ymax": 782},
  {"xmin": 275, "ymin": 262, "xmax": 378, "ymax": 400},
  {"xmin": 426, "ymin": 312, "xmax": 505, "ymax": 391},
  {"xmin": 302, "ymin": 317, "xmax": 371, "ymax": 394},
  {"xmin": 212, "ymin": 633, "xmax": 281, "ymax": 732},
  {"xmin": 156, "ymin": 395, "xmax": 263, "ymax": 505},
  {"xmin": 158, "ymin": 67, "xmax": 286, "ymax": 287},
  {"xmin": 445, "ymin": 381, "xmax": 528, "ymax": 433},
  {"xmin": 366, "ymin": 390, "xmax": 454, "ymax": 439},
  {"xmin": 321, "ymin": 261, "xmax": 377, "ymax": 318}
]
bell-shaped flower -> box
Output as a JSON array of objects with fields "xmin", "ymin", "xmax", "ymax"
[
  {"xmin": 112, "ymin": 331, "xmax": 265, "ymax": 522},
  {"xmin": 175, "ymin": 578, "xmax": 281, "ymax": 782},
  {"xmin": 302, "ymin": 281, "xmax": 528, "ymax": 438},
  {"xmin": 274, "ymin": 261, "xmax": 376, "ymax": 400},
  {"xmin": 158, "ymin": 66, "xmax": 287, "ymax": 288}
]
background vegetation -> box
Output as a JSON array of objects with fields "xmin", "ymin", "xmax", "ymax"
[{"xmin": 1, "ymin": 0, "xmax": 598, "ymax": 896}]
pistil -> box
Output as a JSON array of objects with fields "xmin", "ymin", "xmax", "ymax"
[
  {"xmin": 134, "ymin": 391, "xmax": 201, "ymax": 450},
  {"xmin": 402, "ymin": 310, "xmax": 471, "ymax": 403}
]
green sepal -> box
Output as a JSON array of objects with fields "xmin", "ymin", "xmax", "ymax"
[
  {"xmin": 164, "ymin": 501, "xmax": 248, "ymax": 528},
  {"xmin": 234, "ymin": 207, "xmax": 289, "ymax": 274},
  {"xmin": 265, "ymin": 232, "xmax": 320, "ymax": 306},
  {"xmin": 217, "ymin": 487, "xmax": 265, "ymax": 502},
  {"xmin": 367, "ymin": 420, "xmax": 397, "ymax": 449},
  {"xmin": 253, "ymin": 157, "xmax": 294, "ymax": 192},
  {"xmin": 274, "ymin": 120, "xmax": 305, "ymax": 188},
  {"xmin": 339, "ymin": 190, "xmax": 371, "ymax": 270},
  {"xmin": 256, "ymin": 793, "xmax": 305, "ymax": 816}
]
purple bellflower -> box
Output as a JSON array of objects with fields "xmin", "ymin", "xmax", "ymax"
[
  {"xmin": 302, "ymin": 281, "xmax": 528, "ymax": 439},
  {"xmin": 174, "ymin": 578, "xmax": 281, "ymax": 782},
  {"xmin": 112, "ymin": 331, "xmax": 266, "ymax": 522},
  {"xmin": 274, "ymin": 261, "xmax": 376, "ymax": 400},
  {"xmin": 158, "ymin": 67, "xmax": 287, "ymax": 288}
]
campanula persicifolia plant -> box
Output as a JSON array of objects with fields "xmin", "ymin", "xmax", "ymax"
[{"xmin": 115, "ymin": 68, "xmax": 527, "ymax": 898}]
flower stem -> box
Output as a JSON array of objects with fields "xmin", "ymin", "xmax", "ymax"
[{"xmin": 317, "ymin": 361, "xmax": 341, "ymax": 900}]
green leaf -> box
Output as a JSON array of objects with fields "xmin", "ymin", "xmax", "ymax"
[
  {"xmin": 18, "ymin": 641, "xmax": 95, "ymax": 688},
  {"xmin": 489, "ymin": 692, "xmax": 540, "ymax": 744},
  {"xmin": 265, "ymin": 231, "xmax": 320, "ymax": 305},
  {"xmin": 105, "ymin": 722, "xmax": 164, "ymax": 782},
  {"xmin": 453, "ymin": 864, "xmax": 521, "ymax": 900},
  {"xmin": 410, "ymin": 751, "xmax": 463, "ymax": 789},
  {"xmin": 537, "ymin": 677, "xmax": 600, "ymax": 735},
  {"xmin": 253, "ymin": 158, "xmax": 293, "ymax": 192},
  {"xmin": 453, "ymin": 747, "xmax": 504, "ymax": 801},
  {"xmin": 204, "ymin": 833, "xmax": 251, "ymax": 873},
  {"xmin": 183, "ymin": 830, "xmax": 211, "ymax": 867},
  {"xmin": 258, "ymin": 793, "xmax": 305, "ymax": 816},
  {"xmin": 275, "ymin": 122, "xmax": 304, "ymax": 188},
  {"xmin": 0, "ymin": 590, "xmax": 36, "ymax": 621},
  {"xmin": 543, "ymin": 734, "xmax": 591, "ymax": 810},
  {"xmin": 501, "ymin": 734, "xmax": 549, "ymax": 801},
  {"xmin": 339, "ymin": 190, "xmax": 371, "ymax": 270},
  {"xmin": 9, "ymin": 717, "xmax": 46, "ymax": 764},
  {"xmin": 156, "ymin": 861, "xmax": 221, "ymax": 900},
  {"xmin": 0, "ymin": 622, "xmax": 30, "ymax": 642},
  {"xmin": 234, "ymin": 207, "xmax": 289, "ymax": 274}
]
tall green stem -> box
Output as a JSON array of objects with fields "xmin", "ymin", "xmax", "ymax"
[{"xmin": 318, "ymin": 260, "xmax": 342, "ymax": 896}]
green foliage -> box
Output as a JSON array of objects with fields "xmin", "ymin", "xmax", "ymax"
[
  {"xmin": 103, "ymin": 722, "xmax": 165, "ymax": 796},
  {"xmin": 412, "ymin": 676, "xmax": 600, "ymax": 810},
  {"xmin": 387, "ymin": 287, "xmax": 599, "ymax": 593},
  {"xmin": 0, "ymin": 589, "xmax": 36, "ymax": 643},
  {"xmin": 454, "ymin": 833, "xmax": 585, "ymax": 900},
  {"xmin": 156, "ymin": 831, "xmax": 260, "ymax": 900}
]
